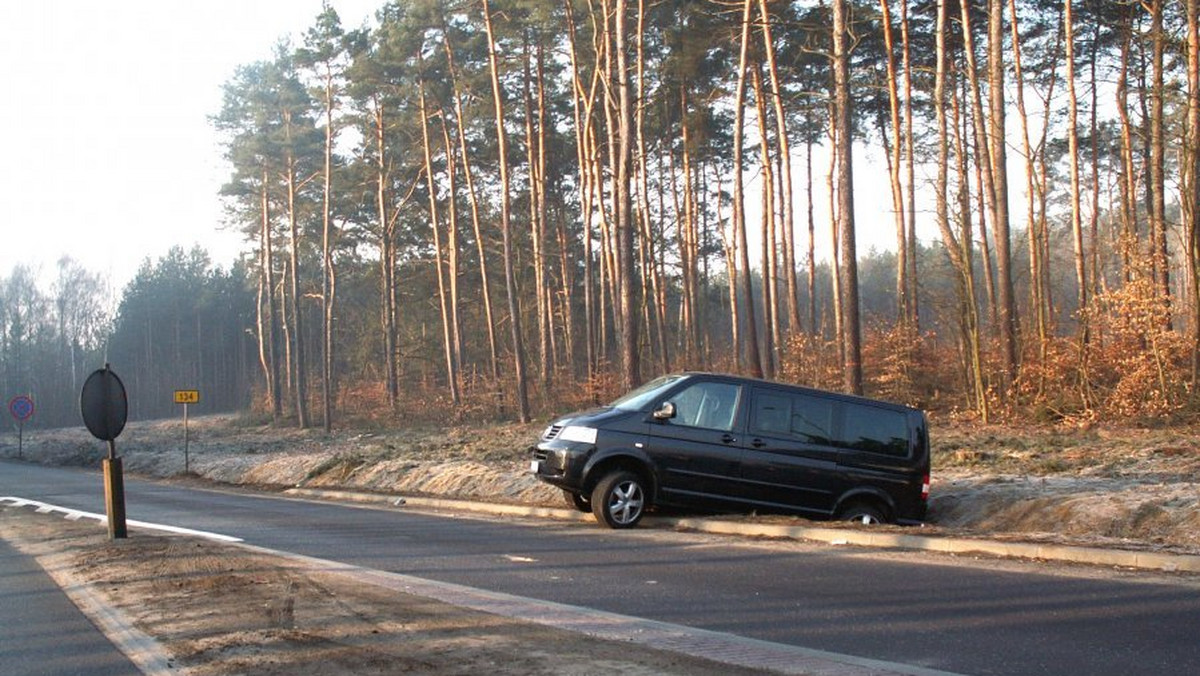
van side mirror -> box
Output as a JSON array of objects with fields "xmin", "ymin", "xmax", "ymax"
[{"xmin": 653, "ymin": 401, "xmax": 676, "ymax": 420}]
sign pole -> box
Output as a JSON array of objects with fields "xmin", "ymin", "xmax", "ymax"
[
  {"xmin": 104, "ymin": 439, "xmax": 127, "ymax": 539},
  {"xmin": 173, "ymin": 390, "xmax": 199, "ymax": 474},
  {"xmin": 8, "ymin": 394, "xmax": 34, "ymax": 459},
  {"xmin": 81, "ymin": 365, "xmax": 129, "ymax": 540}
]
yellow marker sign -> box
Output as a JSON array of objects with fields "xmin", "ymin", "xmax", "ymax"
[{"xmin": 174, "ymin": 390, "xmax": 200, "ymax": 404}]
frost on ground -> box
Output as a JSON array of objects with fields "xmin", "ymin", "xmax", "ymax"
[
  {"xmin": 931, "ymin": 424, "xmax": 1200, "ymax": 552},
  {"xmin": 3, "ymin": 413, "xmax": 1199, "ymax": 554}
]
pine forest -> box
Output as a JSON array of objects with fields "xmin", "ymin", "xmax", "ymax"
[{"xmin": 6, "ymin": 0, "xmax": 1200, "ymax": 432}]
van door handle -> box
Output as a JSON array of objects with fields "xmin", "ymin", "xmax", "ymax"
[
  {"xmin": 751, "ymin": 438, "xmax": 766, "ymax": 448},
  {"xmin": 720, "ymin": 434, "xmax": 737, "ymax": 444}
]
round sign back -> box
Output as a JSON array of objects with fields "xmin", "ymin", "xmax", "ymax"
[{"xmin": 80, "ymin": 367, "xmax": 128, "ymax": 442}]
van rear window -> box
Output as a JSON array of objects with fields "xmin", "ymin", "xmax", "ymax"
[{"xmin": 839, "ymin": 405, "xmax": 909, "ymax": 457}]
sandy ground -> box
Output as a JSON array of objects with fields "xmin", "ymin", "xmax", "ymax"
[
  {"xmin": 0, "ymin": 505, "xmax": 761, "ymax": 676},
  {"xmin": 3, "ymin": 414, "xmax": 1200, "ymax": 553}
]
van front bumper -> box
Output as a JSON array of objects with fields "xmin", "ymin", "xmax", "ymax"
[{"xmin": 530, "ymin": 443, "xmax": 588, "ymax": 491}]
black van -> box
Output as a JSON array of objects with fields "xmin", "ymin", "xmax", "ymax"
[{"xmin": 531, "ymin": 373, "xmax": 930, "ymax": 528}]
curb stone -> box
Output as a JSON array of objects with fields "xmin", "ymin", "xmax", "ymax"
[{"xmin": 284, "ymin": 487, "xmax": 1200, "ymax": 574}]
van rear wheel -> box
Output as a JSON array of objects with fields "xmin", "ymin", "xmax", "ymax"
[
  {"xmin": 591, "ymin": 471, "xmax": 646, "ymax": 528},
  {"xmin": 840, "ymin": 503, "xmax": 885, "ymax": 525}
]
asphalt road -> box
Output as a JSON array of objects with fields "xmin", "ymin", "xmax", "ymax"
[
  {"xmin": 3, "ymin": 459, "xmax": 1199, "ymax": 676},
  {"xmin": 0, "ymin": 537, "xmax": 139, "ymax": 676}
]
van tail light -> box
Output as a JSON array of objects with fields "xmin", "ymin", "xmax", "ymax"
[{"xmin": 921, "ymin": 474, "xmax": 930, "ymax": 502}]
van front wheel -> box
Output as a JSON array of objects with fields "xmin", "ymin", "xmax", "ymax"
[
  {"xmin": 591, "ymin": 471, "xmax": 646, "ymax": 528},
  {"xmin": 840, "ymin": 503, "xmax": 885, "ymax": 525}
]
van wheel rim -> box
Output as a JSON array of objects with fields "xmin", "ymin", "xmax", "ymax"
[{"xmin": 608, "ymin": 481, "xmax": 644, "ymax": 525}]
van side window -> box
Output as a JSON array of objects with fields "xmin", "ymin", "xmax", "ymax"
[
  {"xmin": 751, "ymin": 393, "xmax": 791, "ymax": 435},
  {"xmin": 839, "ymin": 405, "xmax": 909, "ymax": 456},
  {"xmin": 666, "ymin": 382, "xmax": 741, "ymax": 431},
  {"xmin": 750, "ymin": 391, "xmax": 834, "ymax": 445}
]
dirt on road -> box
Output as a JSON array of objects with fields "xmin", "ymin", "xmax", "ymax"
[{"xmin": 0, "ymin": 505, "xmax": 760, "ymax": 676}]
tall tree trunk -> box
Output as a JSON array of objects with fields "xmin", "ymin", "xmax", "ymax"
[
  {"xmin": 1088, "ymin": 23, "xmax": 1102, "ymax": 303},
  {"xmin": 613, "ymin": 0, "xmax": 640, "ymax": 389},
  {"xmin": 697, "ymin": 155, "xmax": 712, "ymax": 364},
  {"xmin": 753, "ymin": 66, "xmax": 778, "ymax": 378},
  {"xmin": 418, "ymin": 82, "xmax": 460, "ymax": 406},
  {"xmin": 759, "ymin": 0, "xmax": 801, "ymax": 336},
  {"xmin": 833, "ymin": 0, "xmax": 862, "ymax": 395},
  {"xmin": 442, "ymin": 33, "xmax": 500, "ymax": 396},
  {"xmin": 1149, "ymin": 0, "xmax": 1171, "ymax": 323},
  {"xmin": 1065, "ymin": 0, "xmax": 1087, "ymax": 317},
  {"xmin": 523, "ymin": 36, "xmax": 551, "ymax": 387},
  {"xmin": 1064, "ymin": 0, "xmax": 1095, "ymax": 412},
  {"xmin": 1010, "ymin": 0, "xmax": 1050, "ymax": 390},
  {"xmin": 880, "ymin": 0, "xmax": 910, "ymax": 328},
  {"xmin": 900, "ymin": 0, "xmax": 919, "ymax": 328},
  {"xmin": 960, "ymin": 0, "xmax": 1008, "ymax": 393},
  {"xmin": 482, "ymin": 0, "xmax": 530, "ymax": 422},
  {"xmin": 260, "ymin": 174, "xmax": 282, "ymax": 422},
  {"xmin": 319, "ymin": 65, "xmax": 336, "ymax": 434},
  {"xmin": 535, "ymin": 41, "xmax": 557, "ymax": 373},
  {"xmin": 960, "ymin": 0, "xmax": 1008, "ymax": 391},
  {"xmin": 599, "ymin": 0, "xmax": 621, "ymax": 370},
  {"xmin": 635, "ymin": 0, "xmax": 668, "ymax": 372},
  {"xmin": 439, "ymin": 114, "xmax": 464, "ymax": 398},
  {"xmin": 987, "ymin": 0, "xmax": 1018, "ymax": 392},
  {"xmin": 972, "ymin": 131, "xmax": 998, "ymax": 326},
  {"xmin": 280, "ymin": 258, "xmax": 292, "ymax": 397},
  {"xmin": 563, "ymin": 0, "xmax": 599, "ymax": 380},
  {"xmin": 372, "ymin": 102, "xmax": 401, "ymax": 413},
  {"xmin": 732, "ymin": 0, "xmax": 763, "ymax": 378},
  {"xmin": 1033, "ymin": 15, "xmax": 1062, "ymax": 329},
  {"xmin": 679, "ymin": 88, "xmax": 702, "ymax": 362},
  {"xmin": 717, "ymin": 169, "xmax": 741, "ymax": 368},
  {"xmin": 255, "ymin": 270, "xmax": 270, "ymax": 411},
  {"xmin": 806, "ymin": 140, "xmax": 818, "ymax": 337},
  {"xmin": 553, "ymin": 208, "xmax": 577, "ymax": 375},
  {"xmin": 936, "ymin": 0, "xmax": 987, "ymax": 421},
  {"xmin": 1187, "ymin": 0, "xmax": 1200, "ymax": 382},
  {"xmin": 828, "ymin": 92, "xmax": 843, "ymax": 352},
  {"xmin": 596, "ymin": 117, "xmax": 614, "ymax": 368},
  {"xmin": 283, "ymin": 139, "xmax": 309, "ymax": 429},
  {"xmin": 952, "ymin": 69, "xmax": 987, "ymax": 418},
  {"xmin": 1117, "ymin": 13, "xmax": 1139, "ymax": 281}
]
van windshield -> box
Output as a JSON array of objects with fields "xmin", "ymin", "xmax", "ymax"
[{"xmin": 608, "ymin": 374, "xmax": 686, "ymax": 411}]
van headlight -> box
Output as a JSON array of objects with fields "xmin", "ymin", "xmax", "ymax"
[{"xmin": 558, "ymin": 425, "xmax": 598, "ymax": 444}]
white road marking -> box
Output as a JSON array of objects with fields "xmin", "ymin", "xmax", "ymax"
[{"xmin": 1, "ymin": 497, "xmax": 243, "ymax": 542}]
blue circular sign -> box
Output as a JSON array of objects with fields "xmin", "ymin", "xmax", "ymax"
[{"xmin": 9, "ymin": 395, "xmax": 34, "ymax": 422}]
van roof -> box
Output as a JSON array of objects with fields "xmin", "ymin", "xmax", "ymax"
[{"xmin": 667, "ymin": 371, "xmax": 923, "ymax": 414}]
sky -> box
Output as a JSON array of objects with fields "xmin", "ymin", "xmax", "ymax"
[
  {"xmin": 0, "ymin": 0, "xmax": 381, "ymax": 290},
  {"xmin": 0, "ymin": 0, "xmax": 920, "ymax": 298}
]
